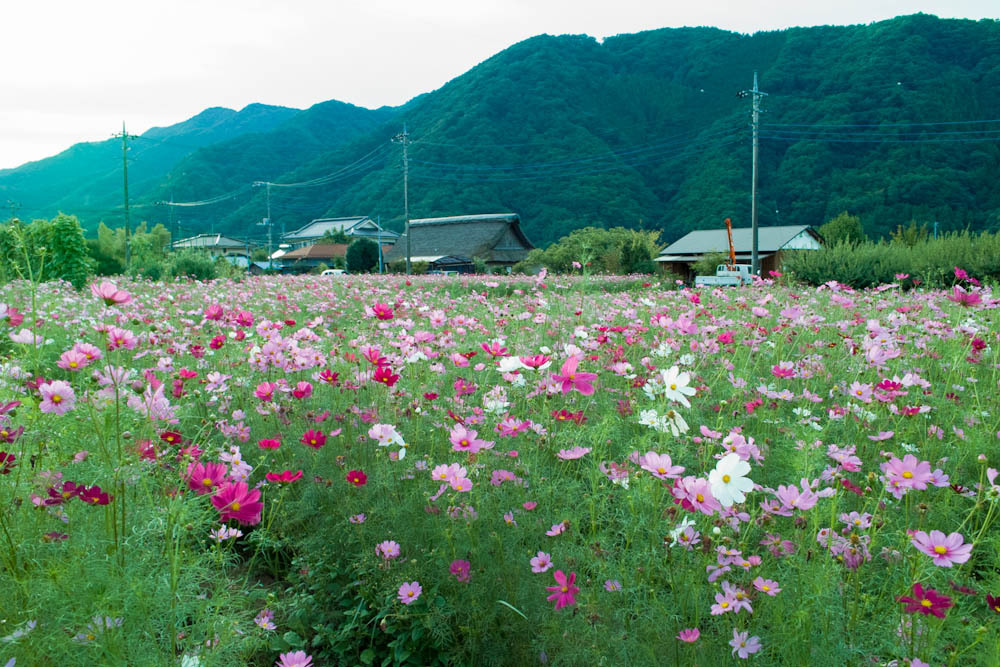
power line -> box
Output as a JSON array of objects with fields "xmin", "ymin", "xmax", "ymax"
[{"xmin": 762, "ymin": 118, "xmax": 1000, "ymax": 129}]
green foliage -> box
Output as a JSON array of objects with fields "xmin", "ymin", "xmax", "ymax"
[
  {"xmin": 319, "ymin": 228, "xmax": 351, "ymax": 244},
  {"xmin": 690, "ymin": 251, "xmax": 731, "ymax": 277},
  {"xmin": 88, "ymin": 221, "xmax": 172, "ymax": 277},
  {"xmin": 782, "ymin": 230, "xmax": 1000, "ymax": 287},
  {"xmin": 346, "ymin": 238, "xmax": 380, "ymax": 273},
  {"xmin": 890, "ymin": 219, "xmax": 931, "ymax": 247},
  {"xmin": 519, "ymin": 226, "xmax": 663, "ymax": 274},
  {"xmin": 0, "ymin": 215, "xmax": 94, "ymax": 287},
  {"xmin": 168, "ymin": 249, "xmax": 218, "ymax": 280},
  {"xmin": 819, "ymin": 211, "xmax": 867, "ymax": 245}
]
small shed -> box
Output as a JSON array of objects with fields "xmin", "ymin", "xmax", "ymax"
[
  {"xmin": 655, "ymin": 225, "xmax": 823, "ymax": 280},
  {"xmin": 384, "ymin": 213, "xmax": 534, "ymax": 269}
]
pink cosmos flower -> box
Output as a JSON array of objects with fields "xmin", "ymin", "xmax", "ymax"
[
  {"xmin": 186, "ymin": 461, "xmax": 228, "ymax": 495},
  {"xmin": 90, "ymin": 281, "xmax": 131, "ymax": 306},
  {"xmin": 556, "ymin": 446, "xmax": 591, "ymax": 460},
  {"xmin": 551, "ymin": 356, "xmax": 597, "ymax": 396},
  {"xmin": 911, "ymin": 530, "xmax": 973, "ymax": 567},
  {"xmin": 450, "ymin": 423, "xmax": 493, "ymax": 454},
  {"xmin": 545, "ymin": 521, "xmax": 567, "ymax": 537},
  {"xmin": 753, "ymin": 577, "xmax": 781, "ymax": 596},
  {"xmin": 882, "ymin": 454, "xmax": 933, "ymax": 491},
  {"xmin": 255, "ymin": 382, "xmax": 278, "ymax": 402},
  {"xmin": 449, "ymin": 476, "xmax": 473, "ymax": 492},
  {"xmin": 38, "ymin": 380, "xmax": 76, "ymax": 416},
  {"xmin": 545, "ymin": 570, "xmax": 579, "ymax": 610},
  {"xmin": 372, "ymin": 303, "xmax": 394, "ymax": 320},
  {"xmin": 729, "ymin": 628, "xmax": 762, "ymax": 658},
  {"xmin": 676, "ymin": 628, "xmax": 700, "ymax": 643},
  {"xmin": 275, "ymin": 650, "xmax": 313, "ymax": 667},
  {"xmin": 640, "ymin": 451, "xmax": 685, "ymax": 480},
  {"xmin": 398, "ymin": 581, "xmax": 422, "ymax": 605},
  {"xmin": 531, "ymin": 551, "xmax": 554, "ymax": 573},
  {"xmin": 105, "ymin": 326, "xmax": 137, "ymax": 350},
  {"xmin": 671, "ymin": 476, "xmax": 721, "ymax": 516},
  {"xmin": 57, "ymin": 350, "xmax": 90, "ymax": 372},
  {"xmin": 897, "ymin": 582, "xmax": 953, "ymax": 618},
  {"xmin": 210, "ymin": 481, "xmax": 263, "ymax": 525},
  {"xmin": 376, "ymin": 540, "xmax": 401, "ymax": 560}
]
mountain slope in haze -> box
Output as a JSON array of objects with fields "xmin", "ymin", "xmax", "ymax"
[
  {"xmin": 9, "ymin": 14, "xmax": 1000, "ymax": 246},
  {"xmin": 0, "ymin": 104, "xmax": 301, "ymax": 227},
  {"xmin": 194, "ymin": 13, "xmax": 999, "ymax": 246}
]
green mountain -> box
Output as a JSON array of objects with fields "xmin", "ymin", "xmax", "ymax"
[
  {"xmin": 0, "ymin": 104, "xmax": 301, "ymax": 227},
  {"xmin": 8, "ymin": 14, "xmax": 1000, "ymax": 244}
]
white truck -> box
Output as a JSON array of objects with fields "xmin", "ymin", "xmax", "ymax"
[{"xmin": 694, "ymin": 264, "xmax": 754, "ymax": 287}]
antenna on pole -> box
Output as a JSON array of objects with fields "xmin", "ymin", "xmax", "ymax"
[
  {"xmin": 392, "ymin": 126, "xmax": 411, "ymax": 274},
  {"xmin": 738, "ymin": 72, "xmax": 767, "ymax": 277},
  {"xmin": 253, "ymin": 181, "xmax": 274, "ymax": 271}
]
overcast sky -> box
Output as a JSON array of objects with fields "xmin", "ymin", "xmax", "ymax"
[{"xmin": 2, "ymin": 0, "xmax": 996, "ymax": 169}]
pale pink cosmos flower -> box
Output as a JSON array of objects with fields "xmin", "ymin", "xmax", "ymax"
[
  {"xmin": 449, "ymin": 423, "xmax": 493, "ymax": 454},
  {"xmin": 672, "ymin": 476, "xmax": 722, "ymax": 516},
  {"xmin": 640, "ymin": 451, "xmax": 685, "ymax": 480},
  {"xmin": 90, "ymin": 280, "xmax": 131, "ymax": 306},
  {"xmin": 882, "ymin": 454, "xmax": 934, "ymax": 491},
  {"xmin": 38, "ymin": 380, "xmax": 76, "ymax": 416},
  {"xmin": 911, "ymin": 530, "xmax": 972, "ymax": 567},
  {"xmin": 397, "ymin": 581, "xmax": 422, "ymax": 605},
  {"xmin": 376, "ymin": 540, "xmax": 401, "ymax": 560},
  {"xmin": 753, "ymin": 577, "xmax": 781, "ymax": 596},
  {"xmin": 545, "ymin": 521, "xmax": 567, "ymax": 537},
  {"xmin": 556, "ymin": 446, "xmax": 591, "ymax": 460},
  {"xmin": 730, "ymin": 628, "xmax": 762, "ymax": 658},
  {"xmin": 530, "ymin": 551, "xmax": 554, "ymax": 573}
]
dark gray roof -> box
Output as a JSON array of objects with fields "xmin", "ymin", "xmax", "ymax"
[
  {"xmin": 282, "ymin": 216, "xmax": 394, "ymax": 241},
  {"xmin": 384, "ymin": 213, "xmax": 534, "ymax": 264},
  {"xmin": 657, "ymin": 225, "xmax": 821, "ymax": 257}
]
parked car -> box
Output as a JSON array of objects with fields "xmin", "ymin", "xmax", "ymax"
[{"xmin": 321, "ymin": 269, "xmax": 348, "ymax": 276}]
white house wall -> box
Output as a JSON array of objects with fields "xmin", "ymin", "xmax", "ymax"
[{"xmin": 780, "ymin": 231, "xmax": 822, "ymax": 250}]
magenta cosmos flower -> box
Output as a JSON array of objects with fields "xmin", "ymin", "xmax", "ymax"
[
  {"xmin": 911, "ymin": 530, "xmax": 972, "ymax": 567},
  {"xmin": 38, "ymin": 380, "xmax": 76, "ymax": 416},
  {"xmin": 545, "ymin": 570, "xmax": 579, "ymax": 610},
  {"xmin": 398, "ymin": 581, "xmax": 422, "ymax": 605},
  {"xmin": 210, "ymin": 481, "xmax": 263, "ymax": 525},
  {"xmin": 552, "ymin": 356, "xmax": 597, "ymax": 396},
  {"xmin": 676, "ymin": 628, "xmax": 700, "ymax": 643},
  {"xmin": 897, "ymin": 582, "xmax": 953, "ymax": 618},
  {"xmin": 186, "ymin": 461, "xmax": 228, "ymax": 495}
]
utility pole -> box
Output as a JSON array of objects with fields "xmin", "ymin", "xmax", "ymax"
[
  {"xmin": 253, "ymin": 181, "xmax": 274, "ymax": 271},
  {"xmin": 738, "ymin": 73, "xmax": 767, "ymax": 277},
  {"xmin": 114, "ymin": 122, "xmax": 137, "ymax": 271},
  {"xmin": 392, "ymin": 126, "xmax": 411, "ymax": 274}
]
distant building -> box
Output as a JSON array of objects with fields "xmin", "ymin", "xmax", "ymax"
[
  {"xmin": 171, "ymin": 234, "xmax": 255, "ymax": 263},
  {"xmin": 384, "ymin": 213, "xmax": 534, "ymax": 270},
  {"xmin": 654, "ymin": 225, "xmax": 823, "ymax": 280},
  {"xmin": 278, "ymin": 242, "xmax": 392, "ymax": 272},
  {"xmin": 281, "ymin": 216, "xmax": 399, "ymax": 250}
]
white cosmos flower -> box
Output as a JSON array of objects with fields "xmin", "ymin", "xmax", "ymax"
[
  {"xmin": 661, "ymin": 366, "xmax": 696, "ymax": 408},
  {"xmin": 638, "ymin": 409, "xmax": 660, "ymax": 428},
  {"xmin": 496, "ymin": 356, "xmax": 526, "ymax": 373},
  {"xmin": 708, "ymin": 453, "xmax": 754, "ymax": 508},
  {"xmin": 660, "ymin": 408, "xmax": 689, "ymax": 436}
]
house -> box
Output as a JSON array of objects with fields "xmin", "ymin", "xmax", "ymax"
[
  {"xmin": 654, "ymin": 225, "xmax": 823, "ymax": 280},
  {"xmin": 171, "ymin": 234, "xmax": 255, "ymax": 262},
  {"xmin": 281, "ymin": 216, "xmax": 399, "ymax": 250},
  {"xmin": 383, "ymin": 213, "xmax": 534, "ymax": 270},
  {"xmin": 278, "ymin": 242, "xmax": 392, "ymax": 273}
]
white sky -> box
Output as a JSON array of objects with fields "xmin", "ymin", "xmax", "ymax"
[{"xmin": 2, "ymin": 0, "xmax": 996, "ymax": 169}]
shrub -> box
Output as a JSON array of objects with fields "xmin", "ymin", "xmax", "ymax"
[
  {"xmin": 346, "ymin": 239, "xmax": 379, "ymax": 273},
  {"xmin": 168, "ymin": 250, "xmax": 217, "ymax": 280}
]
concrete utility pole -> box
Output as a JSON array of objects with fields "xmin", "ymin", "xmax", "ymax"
[
  {"xmin": 5, "ymin": 200, "xmax": 20, "ymax": 221},
  {"xmin": 738, "ymin": 73, "xmax": 767, "ymax": 276},
  {"xmin": 252, "ymin": 181, "xmax": 274, "ymax": 271},
  {"xmin": 114, "ymin": 122, "xmax": 137, "ymax": 270},
  {"xmin": 392, "ymin": 126, "xmax": 411, "ymax": 274}
]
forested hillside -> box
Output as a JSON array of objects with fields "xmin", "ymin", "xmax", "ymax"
[
  {"xmin": 0, "ymin": 104, "xmax": 300, "ymax": 225},
  {"xmin": 6, "ymin": 14, "xmax": 1000, "ymax": 245}
]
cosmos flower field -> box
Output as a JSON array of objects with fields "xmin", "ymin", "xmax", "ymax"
[{"xmin": 0, "ymin": 271, "xmax": 998, "ymax": 666}]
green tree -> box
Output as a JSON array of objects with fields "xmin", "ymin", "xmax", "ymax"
[
  {"xmin": 818, "ymin": 212, "xmax": 867, "ymax": 246},
  {"xmin": 346, "ymin": 238, "xmax": 379, "ymax": 273},
  {"xmin": 46, "ymin": 213, "xmax": 94, "ymax": 288},
  {"xmin": 319, "ymin": 229, "xmax": 350, "ymax": 244}
]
